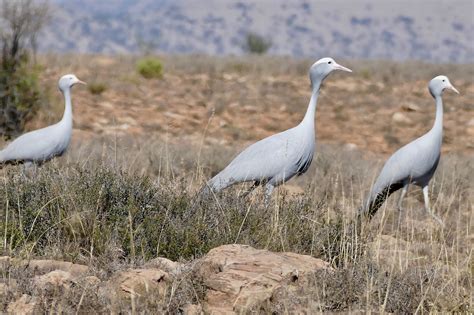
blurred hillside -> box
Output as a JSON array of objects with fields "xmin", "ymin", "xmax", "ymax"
[{"xmin": 43, "ymin": 0, "xmax": 474, "ymax": 63}]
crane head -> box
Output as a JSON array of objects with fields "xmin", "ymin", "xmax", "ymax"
[
  {"xmin": 309, "ymin": 57, "xmax": 352, "ymax": 88},
  {"xmin": 58, "ymin": 74, "xmax": 86, "ymax": 92},
  {"xmin": 428, "ymin": 75, "xmax": 459, "ymax": 98}
]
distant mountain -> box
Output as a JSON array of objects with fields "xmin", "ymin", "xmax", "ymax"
[{"xmin": 42, "ymin": 0, "xmax": 473, "ymax": 63}]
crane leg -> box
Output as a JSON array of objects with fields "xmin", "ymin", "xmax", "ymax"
[
  {"xmin": 264, "ymin": 184, "xmax": 274, "ymax": 206},
  {"xmin": 397, "ymin": 183, "xmax": 408, "ymax": 211},
  {"xmin": 422, "ymin": 186, "xmax": 444, "ymax": 227}
]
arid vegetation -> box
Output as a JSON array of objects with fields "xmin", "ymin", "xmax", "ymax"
[
  {"xmin": 0, "ymin": 55, "xmax": 473, "ymax": 313},
  {"xmin": 0, "ymin": 0, "xmax": 50, "ymax": 138}
]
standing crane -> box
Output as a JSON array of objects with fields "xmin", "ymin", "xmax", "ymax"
[
  {"xmin": 205, "ymin": 57, "xmax": 352, "ymax": 202},
  {"xmin": 361, "ymin": 75, "xmax": 459, "ymax": 226},
  {"xmin": 0, "ymin": 74, "xmax": 86, "ymax": 167}
]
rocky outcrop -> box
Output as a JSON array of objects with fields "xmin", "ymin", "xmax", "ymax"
[
  {"xmin": 7, "ymin": 294, "xmax": 37, "ymax": 315},
  {"xmin": 143, "ymin": 257, "xmax": 182, "ymax": 275},
  {"xmin": 193, "ymin": 244, "xmax": 331, "ymax": 314},
  {"xmin": 34, "ymin": 270, "xmax": 74, "ymax": 290},
  {"xmin": 101, "ymin": 268, "xmax": 171, "ymax": 304},
  {"xmin": 1, "ymin": 245, "xmax": 332, "ymax": 313}
]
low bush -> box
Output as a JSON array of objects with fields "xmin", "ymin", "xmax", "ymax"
[
  {"xmin": 243, "ymin": 32, "xmax": 272, "ymax": 54},
  {"xmin": 0, "ymin": 63, "xmax": 46, "ymax": 138},
  {"xmin": 87, "ymin": 81, "xmax": 107, "ymax": 95},
  {"xmin": 136, "ymin": 57, "xmax": 164, "ymax": 79}
]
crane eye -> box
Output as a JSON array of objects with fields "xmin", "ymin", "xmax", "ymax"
[
  {"xmin": 328, "ymin": 61, "xmax": 332, "ymax": 64},
  {"xmin": 442, "ymin": 79, "xmax": 445, "ymax": 82}
]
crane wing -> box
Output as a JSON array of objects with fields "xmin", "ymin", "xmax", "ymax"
[{"xmin": 209, "ymin": 126, "xmax": 314, "ymax": 190}]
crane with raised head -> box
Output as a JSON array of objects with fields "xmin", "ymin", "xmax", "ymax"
[{"xmin": 204, "ymin": 57, "xmax": 352, "ymax": 203}]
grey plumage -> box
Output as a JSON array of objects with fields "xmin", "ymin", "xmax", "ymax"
[
  {"xmin": 205, "ymin": 57, "xmax": 352, "ymax": 201},
  {"xmin": 361, "ymin": 75, "xmax": 459, "ymax": 225},
  {"xmin": 0, "ymin": 74, "xmax": 85, "ymax": 165}
]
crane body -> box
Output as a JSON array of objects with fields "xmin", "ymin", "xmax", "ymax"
[
  {"xmin": 362, "ymin": 75, "xmax": 458, "ymax": 226},
  {"xmin": 206, "ymin": 57, "xmax": 352, "ymax": 202}
]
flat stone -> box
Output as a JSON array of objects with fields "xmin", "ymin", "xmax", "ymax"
[
  {"xmin": 7, "ymin": 294, "xmax": 37, "ymax": 315},
  {"xmin": 392, "ymin": 112, "xmax": 411, "ymax": 123},
  {"xmin": 194, "ymin": 244, "xmax": 331, "ymax": 314}
]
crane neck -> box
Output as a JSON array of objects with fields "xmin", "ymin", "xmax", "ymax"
[
  {"xmin": 301, "ymin": 81, "xmax": 321, "ymax": 127},
  {"xmin": 60, "ymin": 88, "xmax": 73, "ymax": 128},
  {"xmin": 431, "ymin": 95, "xmax": 443, "ymax": 136}
]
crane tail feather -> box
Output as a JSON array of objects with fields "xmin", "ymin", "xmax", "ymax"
[{"xmin": 360, "ymin": 181, "xmax": 404, "ymax": 220}]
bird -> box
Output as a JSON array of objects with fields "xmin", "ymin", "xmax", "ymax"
[
  {"xmin": 0, "ymin": 74, "xmax": 86, "ymax": 167},
  {"xmin": 360, "ymin": 75, "xmax": 459, "ymax": 226},
  {"xmin": 204, "ymin": 57, "xmax": 352, "ymax": 203}
]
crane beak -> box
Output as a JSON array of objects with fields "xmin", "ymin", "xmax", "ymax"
[
  {"xmin": 76, "ymin": 80, "xmax": 87, "ymax": 86},
  {"xmin": 447, "ymin": 84, "xmax": 459, "ymax": 94},
  {"xmin": 333, "ymin": 62, "xmax": 352, "ymax": 73}
]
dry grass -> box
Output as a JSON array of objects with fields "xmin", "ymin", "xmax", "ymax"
[{"xmin": 0, "ymin": 137, "xmax": 472, "ymax": 313}]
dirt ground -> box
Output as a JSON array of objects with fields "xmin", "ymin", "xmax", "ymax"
[{"xmin": 25, "ymin": 54, "xmax": 474, "ymax": 159}]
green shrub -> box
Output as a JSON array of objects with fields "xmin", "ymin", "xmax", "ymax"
[
  {"xmin": 0, "ymin": 0, "xmax": 51, "ymax": 138},
  {"xmin": 87, "ymin": 81, "xmax": 107, "ymax": 95},
  {"xmin": 136, "ymin": 57, "xmax": 164, "ymax": 79},
  {"xmin": 243, "ymin": 32, "xmax": 272, "ymax": 54},
  {"xmin": 0, "ymin": 62, "xmax": 46, "ymax": 138}
]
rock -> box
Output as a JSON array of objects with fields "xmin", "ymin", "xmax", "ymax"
[
  {"xmin": 34, "ymin": 270, "xmax": 73, "ymax": 290},
  {"xmin": 81, "ymin": 275, "xmax": 101, "ymax": 287},
  {"xmin": 7, "ymin": 294, "xmax": 37, "ymax": 315},
  {"xmin": 194, "ymin": 244, "xmax": 331, "ymax": 314},
  {"xmin": 392, "ymin": 112, "xmax": 411, "ymax": 124},
  {"xmin": 219, "ymin": 120, "xmax": 228, "ymax": 127},
  {"xmin": 143, "ymin": 257, "xmax": 182, "ymax": 275},
  {"xmin": 102, "ymin": 268, "xmax": 171, "ymax": 305},
  {"xmin": 0, "ymin": 257, "xmax": 88, "ymax": 277},
  {"xmin": 401, "ymin": 103, "xmax": 421, "ymax": 112},
  {"xmin": 467, "ymin": 127, "xmax": 474, "ymax": 137},
  {"xmin": 182, "ymin": 304, "xmax": 203, "ymax": 315},
  {"xmin": 467, "ymin": 119, "xmax": 474, "ymax": 136},
  {"xmin": 344, "ymin": 143, "xmax": 358, "ymax": 151}
]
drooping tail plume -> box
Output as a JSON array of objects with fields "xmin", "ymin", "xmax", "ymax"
[{"xmin": 358, "ymin": 181, "xmax": 404, "ymax": 220}]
